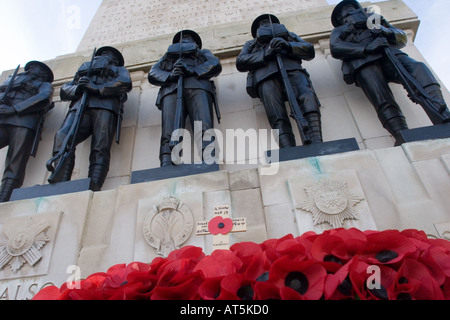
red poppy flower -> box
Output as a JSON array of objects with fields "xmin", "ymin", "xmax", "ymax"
[
  {"xmin": 394, "ymin": 258, "xmax": 445, "ymax": 300},
  {"xmin": 230, "ymin": 242, "xmax": 270, "ymax": 279},
  {"xmin": 310, "ymin": 234, "xmax": 345, "ymax": 263},
  {"xmin": 417, "ymin": 246, "xmax": 449, "ymax": 286},
  {"xmin": 32, "ymin": 285, "xmax": 61, "ymax": 300},
  {"xmin": 199, "ymin": 274, "xmax": 249, "ymax": 300},
  {"xmin": 166, "ymin": 245, "xmax": 205, "ymax": 262},
  {"xmin": 230, "ymin": 241, "xmax": 262, "ymax": 267},
  {"xmin": 442, "ymin": 278, "xmax": 450, "ymax": 300},
  {"xmin": 208, "ymin": 216, "xmax": 233, "ymax": 235},
  {"xmin": 193, "ymin": 250, "xmax": 243, "ymax": 278},
  {"xmin": 215, "ymin": 273, "xmax": 266, "ymax": 300},
  {"xmin": 149, "ymin": 256, "xmax": 204, "ymax": 300},
  {"xmin": 150, "ymin": 272, "xmax": 203, "ymax": 300},
  {"xmin": 323, "ymin": 259, "xmax": 354, "ymax": 300},
  {"xmin": 104, "ymin": 262, "xmax": 156, "ymax": 300},
  {"xmin": 359, "ymin": 230, "xmax": 417, "ymax": 264},
  {"xmin": 218, "ymin": 273, "xmax": 253, "ymax": 300},
  {"xmin": 254, "ymin": 281, "xmax": 282, "ymax": 300},
  {"xmin": 269, "ymin": 256, "xmax": 327, "ymax": 300},
  {"xmin": 67, "ymin": 277, "xmax": 107, "ymax": 300},
  {"xmin": 260, "ymin": 234, "xmax": 294, "ymax": 263},
  {"xmin": 198, "ymin": 277, "xmax": 223, "ymax": 300},
  {"xmin": 324, "ymin": 256, "xmax": 397, "ymax": 300}
]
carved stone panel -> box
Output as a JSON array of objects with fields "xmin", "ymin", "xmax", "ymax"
[
  {"xmin": 142, "ymin": 196, "xmax": 194, "ymax": 257},
  {"xmin": 299, "ymin": 179, "xmax": 363, "ymax": 229},
  {"xmin": 288, "ymin": 170, "xmax": 377, "ymax": 234},
  {"xmin": 135, "ymin": 192, "xmax": 204, "ymax": 261},
  {"xmin": 0, "ymin": 212, "xmax": 62, "ymax": 280}
]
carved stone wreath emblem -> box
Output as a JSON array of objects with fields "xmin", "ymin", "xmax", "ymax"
[
  {"xmin": 299, "ymin": 179, "xmax": 363, "ymax": 228},
  {"xmin": 0, "ymin": 217, "xmax": 50, "ymax": 273},
  {"xmin": 143, "ymin": 196, "xmax": 194, "ymax": 258}
]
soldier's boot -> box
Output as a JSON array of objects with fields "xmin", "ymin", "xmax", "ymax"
[
  {"xmin": 384, "ymin": 116, "xmax": 409, "ymax": 146},
  {"xmin": 160, "ymin": 144, "xmax": 174, "ymax": 167},
  {"xmin": 278, "ymin": 132, "xmax": 296, "ymax": 149},
  {"xmin": 424, "ymin": 84, "xmax": 450, "ymax": 123},
  {"xmin": 0, "ymin": 178, "xmax": 21, "ymax": 203},
  {"xmin": 160, "ymin": 154, "xmax": 174, "ymax": 167},
  {"xmin": 47, "ymin": 155, "xmax": 75, "ymax": 184},
  {"xmin": 88, "ymin": 164, "xmax": 109, "ymax": 192},
  {"xmin": 305, "ymin": 113, "xmax": 323, "ymax": 144}
]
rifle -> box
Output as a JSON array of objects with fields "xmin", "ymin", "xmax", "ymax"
[
  {"xmin": 362, "ymin": 7, "xmax": 449, "ymax": 124},
  {"xmin": 31, "ymin": 102, "xmax": 54, "ymax": 158},
  {"xmin": 211, "ymin": 80, "xmax": 221, "ymax": 124},
  {"xmin": 0, "ymin": 65, "xmax": 20, "ymax": 106},
  {"xmin": 46, "ymin": 48, "xmax": 97, "ymax": 182},
  {"xmin": 383, "ymin": 47, "xmax": 449, "ymax": 124},
  {"xmin": 169, "ymin": 31, "xmax": 185, "ymax": 148},
  {"xmin": 116, "ymin": 101, "xmax": 124, "ymax": 144},
  {"xmin": 268, "ymin": 16, "xmax": 312, "ymax": 145}
]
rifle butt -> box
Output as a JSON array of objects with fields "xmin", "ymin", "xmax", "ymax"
[{"xmin": 47, "ymin": 152, "xmax": 74, "ymax": 184}]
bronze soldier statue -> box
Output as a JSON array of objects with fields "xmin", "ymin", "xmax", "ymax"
[
  {"xmin": 330, "ymin": 0, "xmax": 450, "ymax": 145},
  {"xmin": 236, "ymin": 14, "xmax": 323, "ymax": 147},
  {"xmin": 47, "ymin": 46, "xmax": 132, "ymax": 191},
  {"xmin": 148, "ymin": 30, "xmax": 222, "ymax": 167},
  {"xmin": 0, "ymin": 61, "xmax": 54, "ymax": 202}
]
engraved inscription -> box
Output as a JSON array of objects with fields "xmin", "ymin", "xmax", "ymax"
[{"xmin": 78, "ymin": 0, "xmax": 326, "ymax": 51}]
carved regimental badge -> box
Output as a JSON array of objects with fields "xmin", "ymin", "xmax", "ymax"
[
  {"xmin": 0, "ymin": 217, "xmax": 50, "ymax": 273},
  {"xmin": 299, "ymin": 179, "xmax": 363, "ymax": 229},
  {"xmin": 143, "ymin": 196, "xmax": 194, "ymax": 258}
]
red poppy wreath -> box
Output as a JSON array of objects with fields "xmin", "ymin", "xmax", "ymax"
[{"xmin": 33, "ymin": 228, "xmax": 450, "ymax": 300}]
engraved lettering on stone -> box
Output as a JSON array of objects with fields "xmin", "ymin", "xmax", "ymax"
[
  {"xmin": 143, "ymin": 196, "xmax": 194, "ymax": 257},
  {"xmin": 78, "ymin": 0, "xmax": 325, "ymax": 51},
  {"xmin": 0, "ymin": 217, "xmax": 50, "ymax": 273},
  {"xmin": 298, "ymin": 179, "xmax": 363, "ymax": 228}
]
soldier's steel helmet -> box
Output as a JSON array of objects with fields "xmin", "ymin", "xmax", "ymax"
[
  {"xmin": 331, "ymin": 0, "xmax": 364, "ymax": 27},
  {"xmin": 96, "ymin": 46, "xmax": 125, "ymax": 67},
  {"xmin": 251, "ymin": 14, "xmax": 280, "ymax": 38},
  {"xmin": 173, "ymin": 30, "xmax": 203, "ymax": 49},
  {"xmin": 25, "ymin": 61, "xmax": 54, "ymax": 83}
]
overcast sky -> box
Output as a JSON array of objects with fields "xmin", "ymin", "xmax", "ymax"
[{"xmin": 0, "ymin": 0, "xmax": 449, "ymax": 89}]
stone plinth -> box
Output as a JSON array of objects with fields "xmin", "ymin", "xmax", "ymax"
[{"xmin": 1, "ymin": 138, "xmax": 449, "ymax": 299}]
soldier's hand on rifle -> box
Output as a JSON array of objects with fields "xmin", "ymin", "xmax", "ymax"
[
  {"xmin": 84, "ymin": 82, "xmax": 100, "ymax": 95},
  {"xmin": 0, "ymin": 105, "xmax": 16, "ymax": 116},
  {"xmin": 76, "ymin": 76, "xmax": 90, "ymax": 93},
  {"xmin": 371, "ymin": 25, "xmax": 393, "ymax": 39},
  {"xmin": 168, "ymin": 68, "xmax": 182, "ymax": 82},
  {"xmin": 0, "ymin": 94, "xmax": 11, "ymax": 106},
  {"xmin": 76, "ymin": 76, "xmax": 99, "ymax": 95},
  {"xmin": 365, "ymin": 37, "xmax": 389, "ymax": 54},
  {"xmin": 265, "ymin": 45, "xmax": 281, "ymax": 60},
  {"xmin": 270, "ymin": 37, "xmax": 291, "ymax": 52},
  {"xmin": 173, "ymin": 60, "xmax": 195, "ymax": 77}
]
